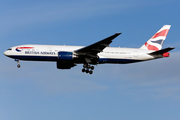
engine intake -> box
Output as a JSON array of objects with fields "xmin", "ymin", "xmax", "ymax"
[
  {"xmin": 58, "ymin": 51, "xmax": 74, "ymax": 61},
  {"xmin": 57, "ymin": 52, "xmax": 76, "ymax": 69}
]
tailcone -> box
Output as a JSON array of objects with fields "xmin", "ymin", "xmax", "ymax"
[{"xmin": 163, "ymin": 52, "xmax": 170, "ymax": 57}]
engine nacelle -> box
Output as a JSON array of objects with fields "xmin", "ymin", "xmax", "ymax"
[
  {"xmin": 57, "ymin": 61, "xmax": 76, "ymax": 69},
  {"xmin": 58, "ymin": 51, "xmax": 74, "ymax": 61}
]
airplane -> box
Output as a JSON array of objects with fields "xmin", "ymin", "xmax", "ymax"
[{"xmin": 4, "ymin": 25, "xmax": 174, "ymax": 74}]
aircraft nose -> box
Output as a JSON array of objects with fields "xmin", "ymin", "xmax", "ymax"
[{"xmin": 4, "ymin": 51, "xmax": 8, "ymax": 56}]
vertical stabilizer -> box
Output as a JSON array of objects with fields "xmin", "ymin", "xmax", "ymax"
[{"xmin": 140, "ymin": 25, "xmax": 171, "ymax": 51}]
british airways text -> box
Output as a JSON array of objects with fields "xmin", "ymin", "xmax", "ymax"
[{"xmin": 25, "ymin": 51, "xmax": 56, "ymax": 55}]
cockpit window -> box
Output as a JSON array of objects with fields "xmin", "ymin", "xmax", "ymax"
[{"xmin": 7, "ymin": 48, "xmax": 12, "ymax": 50}]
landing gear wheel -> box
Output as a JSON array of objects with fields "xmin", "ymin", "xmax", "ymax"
[
  {"xmin": 82, "ymin": 68, "xmax": 85, "ymax": 72},
  {"xmin": 82, "ymin": 64, "xmax": 95, "ymax": 74},
  {"xmin": 17, "ymin": 64, "xmax": 20, "ymax": 68},
  {"xmin": 86, "ymin": 70, "xmax": 89, "ymax": 73},
  {"xmin": 89, "ymin": 70, "xmax": 93, "ymax": 74},
  {"xmin": 83, "ymin": 64, "xmax": 87, "ymax": 68},
  {"xmin": 87, "ymin": 65, "xmax": 90, "ymax": 69},
  {"xmin": 90, "ymin": 66, "xmax": 94, "ymax": 70},
  {"xmin": 15, "ymin": 59, "xmax": 21, "ymax": 68}
]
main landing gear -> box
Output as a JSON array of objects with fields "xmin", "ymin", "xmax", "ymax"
[
  {"xmin": 82, "ymin": 64, "xmax": 94, "ymax": 74},
  {"xmin": 15, "ymin": 59, "xmax": 21, "ymax": 68}
]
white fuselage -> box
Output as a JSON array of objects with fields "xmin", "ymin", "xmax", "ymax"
[
  {"xmin": 4, "ymin": 44, "xmax": 159, "ymax": 64},
  {"xmin": 3, "ymin": 25, "xmax": 172, "ymax": 74}
]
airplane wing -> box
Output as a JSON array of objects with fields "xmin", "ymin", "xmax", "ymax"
[{"xmin": 75, "ymin": 33, "xmax": 121, "ymax": 57}]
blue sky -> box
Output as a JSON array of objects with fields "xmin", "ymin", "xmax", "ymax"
[{"xmin": 1, "ymin": 0, "xmax": 180, "ymax": 120}]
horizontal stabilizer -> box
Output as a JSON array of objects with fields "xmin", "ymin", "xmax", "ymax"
[{"xmin": 149, "ymin": 47, "xmax": 175, "ymax": 55}]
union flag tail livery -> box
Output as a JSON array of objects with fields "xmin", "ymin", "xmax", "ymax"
[
  {"xmin": 4, "ymin": 25, "xmax": 175, "ymax": 74},
  {"xmin": 140, "ymin": 25, "xmax": 171, "ymax": 51}
]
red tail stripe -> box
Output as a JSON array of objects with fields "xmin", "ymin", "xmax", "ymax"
[
  {"xmin": 151, "ymin": 29, "xmax": 169, "ymax": 39},
  {"xmin": 145, "ymin": 42, "xmax": 159, "ymax": 51}
]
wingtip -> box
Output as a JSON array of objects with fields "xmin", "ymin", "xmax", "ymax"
[
  {"xmin": 115, "ymin": 33, "xmax": 121, "ymax": 35},
  {"xmin": 168, "ymin": 47, "xmax": 175, "ymax": 50}
]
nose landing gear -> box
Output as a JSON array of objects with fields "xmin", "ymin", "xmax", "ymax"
[
  {"xmin": 82, "ymin": 64, "xmax": 94, "ymax": 74},
  {"xmin": 17, "ymin": 64, "xmax": 21, "ymax": 68},
  {"xmin": 15, "ymin": 59, "xmax": 21, "ymax": 68}
]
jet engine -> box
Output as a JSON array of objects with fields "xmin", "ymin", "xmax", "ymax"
[
  {"xmin": 58, "ymin": 51, "xmax": 75, "ymax": 61},
  {"xmin": 57, "ymin": 51, "xmax": 77, "ymax": 69}
]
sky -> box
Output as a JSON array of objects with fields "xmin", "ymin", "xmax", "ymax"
[{"xmin": 0, "ymin": 0, "xmax": 180, "ymax": 120}]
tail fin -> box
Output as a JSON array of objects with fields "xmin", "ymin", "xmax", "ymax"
[{"xmin": 140, "ymin": 25, "xmax": 171, "ymax": 51}]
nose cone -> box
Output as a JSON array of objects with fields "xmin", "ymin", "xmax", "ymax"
[{"xmin": 4, "ymin": 50, "xmax": 9, "ymax": 56}]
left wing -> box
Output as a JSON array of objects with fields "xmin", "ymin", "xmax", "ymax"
[{"xmin": 75, "ymin": 33, "xmax": 121, "ymax": 57}]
